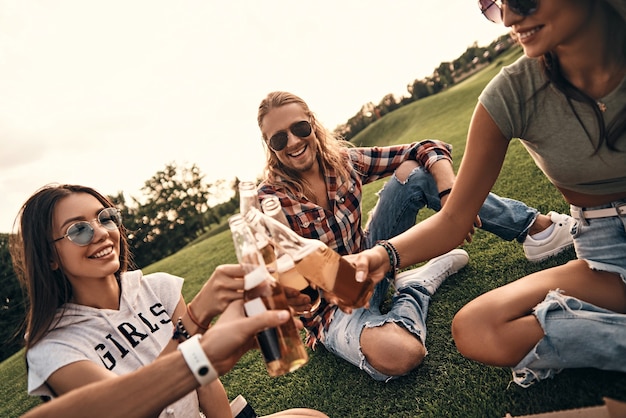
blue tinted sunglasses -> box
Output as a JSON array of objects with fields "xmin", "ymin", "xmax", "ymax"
[{"xmin": 53, "ymin": 207, "xmax": 122, "ymax": 246}]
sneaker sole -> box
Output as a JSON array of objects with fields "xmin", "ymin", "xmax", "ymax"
[{"xmin": 525, "ymin": 242, "xmax": 574, "ymax": 262}]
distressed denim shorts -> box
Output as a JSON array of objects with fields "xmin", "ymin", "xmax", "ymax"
[
  {"xmin": 570, "ymin": 199, "xmax": 626, "ymax": 281},
  {"xmin": 512, "ymin": 199, "xmax": 626, "ymax": 387}
]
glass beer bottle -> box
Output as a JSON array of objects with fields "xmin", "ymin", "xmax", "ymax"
[
  {"xmin": 260, "ymin": 196, "xmax": 321, "ymax": 316},
  {"xmin": 238, "ymin": 181, "xmax": 277, "ymax": 276},
  {"xmin": 244, "ymin": 207, "xmax": 374, "ymax": 309},
  {"xmin": 228, "ymin": 214, "xmax": 308, "ymax": 376},
  {"xmin": 238, "ymin": 180, "xmax": 261, "ymax": 216}
]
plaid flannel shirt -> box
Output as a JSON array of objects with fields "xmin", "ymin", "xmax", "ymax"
[{"xmin": 258, "ymin": 140, "xmax": 453, "ymax": 348}]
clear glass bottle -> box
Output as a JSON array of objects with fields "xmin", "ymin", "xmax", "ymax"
[
  {"xmin": 228, "ymin": 214, "xmax": 308, "ymax": 377},
  {"xmin": 243, "ymin": 207, "xmax": 374, "ymax": 309},
  {"xmin": 261, "ymin": 196, "xmax": 321, "ymax": 316},
  {"xmin": 238, "ymin": 180, "xmax": 261, "ymax": 216},
  {"xmin": 238, "ymin": 181, "xmax": 277, "ymax": 276}
]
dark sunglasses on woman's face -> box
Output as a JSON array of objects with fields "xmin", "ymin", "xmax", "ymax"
[
  {"xmin": 478, "ymin": 0, "xmax": 538, "ymax": 23},
  {"xmin": 52, "ymin": 207, "xmax": 122, "ymax": 246},
  {"xmin": 267, "ymin": 120, "xmax": 313, "ymax": 152}
]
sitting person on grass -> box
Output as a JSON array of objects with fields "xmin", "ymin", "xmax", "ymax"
[{"xmin": 254, "ymin": 91, "xmax": 574, "ymax": 381}]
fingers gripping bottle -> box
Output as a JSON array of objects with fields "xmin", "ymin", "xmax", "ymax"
[
  {"xmin": 243, "ymin": 207, "xmax": 374, "ymax": 309},
  {"xmin": 260, "ymin": 196, "xmax": 322, "ymax": 316},
  {"xmin": 228, "ymin": 214, "xmax": 308, "ymax": 376}
]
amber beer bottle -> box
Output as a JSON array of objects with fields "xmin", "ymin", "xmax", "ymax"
[
  {"xmin": 244, "ymin": 207, "xmax": 374, "ymax": 309},
  {"xmin": 228, "ymin": 214, "xmax": 308, "ymax": 376},
  {"xmin": 260, "ymin": 196, "xmax": 321, "ymax": 316}
]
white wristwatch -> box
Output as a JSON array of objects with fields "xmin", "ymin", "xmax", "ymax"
[{"xmin": 177, "ymin": 334, "xmax": 218, "ymax": 385}]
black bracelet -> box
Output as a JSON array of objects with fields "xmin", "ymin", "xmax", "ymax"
[
  {"xmin": 438, "ymin": 188, "xmax": 452, "ymax": 199},
  {"xmin": 375, "ymin": 240, "xmax": 401, "ymax": 279},
  {"xmin": 172, "ymin": 317, "xmax": 192, "ymax": 342}
]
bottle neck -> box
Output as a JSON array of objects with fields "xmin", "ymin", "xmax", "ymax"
[{"xmin": 244, "ymin": 208, "xmax": 323, "ymax": 259}]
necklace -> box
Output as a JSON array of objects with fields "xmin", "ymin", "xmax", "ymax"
[{"xmin": 597, "ymin": 101, "xmax": 607, "ymax": 112}]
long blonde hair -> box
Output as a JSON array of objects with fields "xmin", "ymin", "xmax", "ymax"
[{"xmin": 257, "ymin": 91, "xmax": 353, "ymax": 198}]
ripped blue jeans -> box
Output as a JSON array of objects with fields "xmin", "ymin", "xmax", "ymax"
[
  {"xmin": 322, "ymin": 167, "xmax": 539, "ymax": 381},
  {"xmin": 512, "ymin": 200, "xmax": 626, "ymax": 387}
]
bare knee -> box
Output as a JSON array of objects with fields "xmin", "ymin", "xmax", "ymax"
[
  {"xmin": 451, "ymin": 305, "xmax": 484, "ymax": 360},
  {"xmin": 394, "ymin": 160, "xmax": 419, "ymax": 183},
  {"xmin": 361, "ymin": 322, "xmax": 426, "ymax": 376},
  {"xmin": 452, "ymin": 303, "xmax": 532, "ymax": 367}
]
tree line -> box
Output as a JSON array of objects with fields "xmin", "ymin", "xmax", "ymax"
[{"xmin": 335, "ymin": 34, "xmax": 514, "ymax": 141}]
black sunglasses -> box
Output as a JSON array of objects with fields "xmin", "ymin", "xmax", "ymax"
[
  {"xmin": 53, "ymin": 207, "xmax": 122, "ymax": 246},
  {"xmin": 479, "ymin": 0, "xmax": 538, "ymax": 23},
  {"xmin": 267, "ymin": 120, "xmax": 313, "ymax": 152}
]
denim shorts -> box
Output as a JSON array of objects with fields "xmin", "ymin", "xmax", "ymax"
[
  {"xmin": 570, "ymin": 199, "xmax": 626, "ymax": 281},
  {"xmin": 512, "ymin": 199, "xmax": 626, "ymax": 387}
]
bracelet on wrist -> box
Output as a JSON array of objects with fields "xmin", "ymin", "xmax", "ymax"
[
  {"xmin": 178, "ymin": 334, "xmax": 218, "ymax": 386},
  {"xmin": 375, "ymin": 240, "xmax": 401, "ymax": 280},
  {"xmin": 186, "ymin": 303, "xmax": 209, "ymax": 331},
  {"xmin": 438, "ymin": 188, "xmax": 452, "ymax": 199},
  {"xmin": 172, "ymin": 317, "xmax": 192, "ymax": 342}
]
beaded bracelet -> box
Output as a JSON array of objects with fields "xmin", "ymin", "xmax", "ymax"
[
  {"xmin": 375, "ymin": 240, "xmax": 401, "ymax": 280},
  {"xmin": 172, "ymin": 317, "xmax": 192, "ymax": 342},
  {"xmin": 186, "ymin": 303, "xmax": 209, "ymax": 331}
]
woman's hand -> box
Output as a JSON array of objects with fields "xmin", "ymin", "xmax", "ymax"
[
  {"xmin": 201, "ymin": 300, "xmax": 292, "ymax": 375},
  {"xmin": 319, "ymin": 248, "xmax": 389, "ymax": 314},
  {"xmin": 188, "ymin": 264, "xmax": 245, "ymax": 327}
]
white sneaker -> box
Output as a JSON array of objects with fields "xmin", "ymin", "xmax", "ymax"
[
  {"xmin": 394, "ymin": 249, "xmax": 469, "ymax": 295},
  {"xmin": 523, "ymin": 211, "xmax": 575, "ymax": 262}
]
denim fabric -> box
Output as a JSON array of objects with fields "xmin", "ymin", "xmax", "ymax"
[
  {"xmin": 511, "ymin": 199, "xmax": 626, "ymax": 387},
  {"xmin": 570, "ymin": 199, "xmax": 626, "ymax": 280},
  {"xmin": 365, "ymin": 166, "xmax": 539, "ymax": 245},
  {"xmin": 512, "ymin": 290, "xmax": 626, "ymax": 387},
  {"xmin": 323, "ymin": 285, "xmax": 431, "ymax": 382},
  {"xmin": 323, "ymin": 166, "xmax": 539, "ymax": 380}
]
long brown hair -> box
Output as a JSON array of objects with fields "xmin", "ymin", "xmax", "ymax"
[
  {"xmin": 539, "ymin": 0, "xmax": 626, "ymax": 153},
  {"xmin": 257, "ymin": 91, "xmax": 353, "ymax": 198},
  {"xmin": 10, "ymin": 184, "xmax": 131, "ymax": 349}
]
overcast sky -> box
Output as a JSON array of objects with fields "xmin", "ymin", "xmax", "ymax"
[{"xmin": 0, "ymin": 0, "xmax": 508, "ymax": 233}]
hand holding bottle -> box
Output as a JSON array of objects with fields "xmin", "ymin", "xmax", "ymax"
[
  {"xmin": 204, "ymin": 299, "xmax": 293, "ymax": 375},
  {"xmin": 229, "ymin": 214, "xmax": 309, "ymax": 377},
  {"xmin": 188, "ymin": 264, "xmax": 245, "ymax": 327},
  {"xmin": 245, "ymin": 206, "xmax": 374, "ymax": 309}
]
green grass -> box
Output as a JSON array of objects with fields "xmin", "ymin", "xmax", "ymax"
[{"xmin": 3, "ymin": 47, "xmax": 625, "ymax": 417}]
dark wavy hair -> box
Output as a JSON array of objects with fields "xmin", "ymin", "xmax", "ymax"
[
  {"xmin": 538, "ymin": 0, "xmax": 626, "ymax": 153},
  {"xmin": 10, "ymin": 184, "xmax": 131, "ymax": 349}
]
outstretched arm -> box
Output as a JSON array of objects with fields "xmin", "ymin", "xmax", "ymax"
[
  {"xmin": 22, "ymin": 302, "xmax": 294, "ymax": 418},
  {"xmin": 351, "ymin": 103, "xmax": 509, "ymax": 278}
]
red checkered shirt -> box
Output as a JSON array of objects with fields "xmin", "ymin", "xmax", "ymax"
[{"xmin": 258, "ymin": 140, "xmax": 453, "ymax": 348}]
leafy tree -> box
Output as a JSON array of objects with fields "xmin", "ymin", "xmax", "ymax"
[
  {"xmin": 408, "ymin": 79, "xmax": 431, "ymax": 101},
  {"xmin": 376, "ymin": 94, "xmax": 399, "ymax": 118},
  {"xmin": 0, "ymin": 233, "xmax": 26, "ymax": 362},
  {"xmin": 123, "ymin": 163, "xmax": 214, "ymax": 268}
]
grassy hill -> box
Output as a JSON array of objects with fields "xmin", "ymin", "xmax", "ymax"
[{"xmin": 2, "ymin": 47, "xmax": 625, "ymax": 417}]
